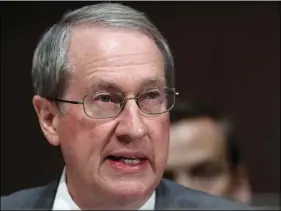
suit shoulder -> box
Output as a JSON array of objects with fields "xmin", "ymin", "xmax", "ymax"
[
  {"xmin": 157, "ymin": 179, "xmax": 251, "ymax": 209},
  {"xmin": 1, "ymin": 186, "xmax": 45, "ymax": 209}
]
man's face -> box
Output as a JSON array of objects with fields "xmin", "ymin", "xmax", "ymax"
[
  {"xmin": 52, "ymin": 26, "xmax": 169, "ymax": 207},
  {"xmin": 165, "ymin": 117, "xmax": 233, "ymax": 196}
]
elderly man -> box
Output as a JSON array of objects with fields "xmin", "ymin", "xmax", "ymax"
[
  {"xmin": 165, "ymin": 102, "xmax": 252, "ymax": 204},
  {"xmin": 1, "ymin": 3, "xmax": 249, "ymax": 210}
]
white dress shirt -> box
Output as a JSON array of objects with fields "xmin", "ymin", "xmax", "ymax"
[{"xmin": 52, "ymin": 167, "xmax": 155, "ymax": 210}]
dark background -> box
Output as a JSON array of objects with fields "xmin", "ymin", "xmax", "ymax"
[{"xmin": 1, "ymin": 1, "xmax": 280, "ymax": 197}]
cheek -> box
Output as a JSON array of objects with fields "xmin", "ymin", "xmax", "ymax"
[
  {"xmin": 198, "ymin": 174, "xmax": 232, "ymax": 195},
  {"xmin": 207, "ymin": 166, "xmax": 233, "ymax": 194},
  {"xmin": 213, "ymin": 174, "xmax": 233, "ymax": 193},
  {"xmin": 147, "ymin": 115, "xmax": 170, "ymax": 170},
  {"xmin": 57, "ymin": 114, "xmax": 115, "ymax": 169}
]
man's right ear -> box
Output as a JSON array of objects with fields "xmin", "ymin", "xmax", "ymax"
[{"xmin": 32, "ymin": 95, "xmax": 61, "ymax": 146}]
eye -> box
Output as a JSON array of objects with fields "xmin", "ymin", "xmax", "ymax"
[
  {"xmin": 147, "ymin": 92, "xmax": 159, "ymax": 99},
  {"xmin": 141, "ymin": 90, "xmax": 161, "ymax": 100},
  {"xmin": 97, "ymin": 95, "xmax": 112, "ymax": 102},
  {"xmin": 92, "ymin": 93, "xmax": 121, "ymax": 104}
]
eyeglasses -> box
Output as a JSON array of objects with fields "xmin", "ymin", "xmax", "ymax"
[{"xmin": 51, "ymin": 87, "xmax": 179, "ymax": 119}]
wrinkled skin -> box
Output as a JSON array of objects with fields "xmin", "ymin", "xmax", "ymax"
[{"xmin": 33, "ymin": 26, "xmax": 170, "ymax": 209}]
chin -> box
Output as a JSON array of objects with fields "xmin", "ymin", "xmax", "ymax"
[
  {"xmin": 117, "ymin": 180, "xmax": 148, "ymax": 194},
  {"xmin": 105, "ymin": 179, "xmax": 153, "ymax": 201}
]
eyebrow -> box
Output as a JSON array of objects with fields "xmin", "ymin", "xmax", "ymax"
[
  {"xmin": 87, "ymin": 76, "xmax": 166, "ymax": 94},
  {"xmin": 88, "ymin": 80, "xmax": 123, "ymax": 93},
  {"xmin": 139, "ymin": 77, "xmax": 166, "ymax": 89}
]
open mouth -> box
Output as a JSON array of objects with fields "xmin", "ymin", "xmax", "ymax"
[{"xmin": 106, "ymin": 155, "xmax": 147, "ymax": 166}]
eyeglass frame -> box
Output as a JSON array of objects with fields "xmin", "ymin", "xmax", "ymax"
[{"xmin": 50, "ymin": 87, "xmax": 179, "ymax": 119}]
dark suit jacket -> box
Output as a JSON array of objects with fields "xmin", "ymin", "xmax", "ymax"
[{"xmin": 1, "ymin": 178, "xmax": 250, "ymax": 210}]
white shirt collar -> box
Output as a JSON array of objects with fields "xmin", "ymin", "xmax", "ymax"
[{"xmin": 52, "ymin": 167, "xmax": 155, "ymax": 210}]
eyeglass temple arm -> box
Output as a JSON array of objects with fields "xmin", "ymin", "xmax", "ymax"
[{"xmin": 53, "ymin": 99, "xmax": 83, "ymax": 104}]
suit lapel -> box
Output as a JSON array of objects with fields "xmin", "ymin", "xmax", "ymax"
[
  {"xmin": 21, "ymin": 179, "xmax": 59, "ymax": 210},
  {"xmin": 34, "ymin": 179, "xmax": 59, "ymax": 209},
  {"xmin": 155, "ymin": 179, "xmax": 171, "ymax": 209},
  {"xmin": 155, "ymin": 179, "xmax": 198, "ymax": 209}
]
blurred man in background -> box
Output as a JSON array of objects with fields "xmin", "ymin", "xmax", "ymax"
[
  {"xmin": 164, "ymin": 102, "xmax": 252, "ymax": 204},
  {"xmin": 0, "ymin": 3, "xmax": 250, "ymax": 210}
]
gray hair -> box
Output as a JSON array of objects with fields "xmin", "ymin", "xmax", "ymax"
[{"xmin": 32, "ymin": 3, "xmax": 175, "ymax": 99}]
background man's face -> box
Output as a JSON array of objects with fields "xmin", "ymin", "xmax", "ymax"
[
  {"xmin": 165, "ymin": 117, "xmax": 249, "ymax": 201},
  {"xmin": 52, "ymin": 26, "xmax": 170, "ymax": 208}
]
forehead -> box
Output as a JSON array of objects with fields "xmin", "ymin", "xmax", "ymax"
[
  {"xmin": 68, "ymin": 26, "xmax": 162, "ymax": 60},
  {"xmin": 67, "ymin": 26, "xmax": 165, "ymax": 91},
  {"xmin": 168, "ymin": 117, "xmax": 227, "ymax": 166}
]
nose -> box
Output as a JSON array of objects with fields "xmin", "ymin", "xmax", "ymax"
[{"xmin": 115, "ymin": 99, "xmax": 148, "ymax": 143}]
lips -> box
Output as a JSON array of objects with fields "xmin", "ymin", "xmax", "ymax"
[
  {"xmin": 107, "ymin": 156, "xmax": 144, "ymax": 165},
  {"xmin": 107, "ymin": 151, "xmax": 147, "ymax": 159},
  {"xmin": 105, "ymin": 151, "xmax": 148, "ymax": 166}
]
